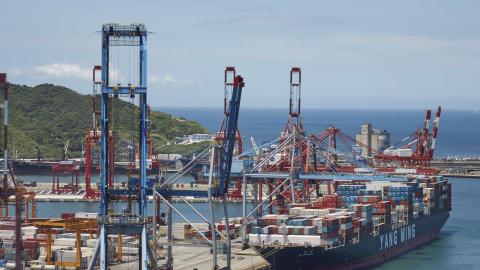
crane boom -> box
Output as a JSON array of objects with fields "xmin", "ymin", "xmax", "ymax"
[
  {"xmin": 251, "ymin": 137, "xmax": 260, "ymax": 155},
  {"xmin": 215, "ymin": 75, "xmax": 244, "ymax": 196}
]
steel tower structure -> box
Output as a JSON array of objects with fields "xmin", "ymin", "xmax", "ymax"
[{"xmin": 96, "ymin": 23, "xmax": 150, "ymax": 270}]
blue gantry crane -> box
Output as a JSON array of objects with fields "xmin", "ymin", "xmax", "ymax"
[
  {"xmin": 88, "ymin": 23, "xmax": 151, "ymax": 270},
  {"xmin": 156, "ymin": 70, "xmax": 245, "ymax": 198},
  {"xmin": 154, "ymin": 67, "xmax": 245, "ymax": 269},
  {"xmin": 215, "ymin": 72, "xmax": 244, "ymax": 197}
]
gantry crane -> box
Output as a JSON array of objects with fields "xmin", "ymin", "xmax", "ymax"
[
  {"xmin": 1, "ymin": 73, "xmax": 37, "ymax": 269},
  {"xmin": 84, "ymin": 65, "xmax": 114, "ymax": 199},
  {"xmin": 375, "ymin": 106, "xmax": 442, "ymax": 166},
  {"xmin": 87, "ymin": 23, "xmax": 152, "ymax": 270},
  {"xmin": 154, "ymin": 67, "xmax": 245, "ymax": 269},
  {"xmin": 215, "ymin": 67, "xmax": 244, "ymax": 198},
  {"xmin": 34, "ymin": 218, "xmax": 97, "ymax": 268},
  {"xmin": 1, "ymin": 73, "xmax": 24, "ymax": 270}
]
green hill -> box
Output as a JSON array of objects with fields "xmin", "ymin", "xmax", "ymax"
[{"xmin": 0, "ymin": 83, "xmax": 208, "ymax": 159}]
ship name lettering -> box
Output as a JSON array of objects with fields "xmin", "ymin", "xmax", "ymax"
[{"xmin": 380, "ymin": 224, "xmax": 416, "ymax": 251}]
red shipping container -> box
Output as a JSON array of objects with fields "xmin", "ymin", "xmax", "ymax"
[
  {"xmin": 23, "ymin": 240, "xmax": 40, "ymax": 249},
  {"xmin": 61, "ymin": 213, "xmax": 76, "ymax": 219},
  {"xmin": 217, "ymin": 224, "xmax": 235, "ymax": 230}
]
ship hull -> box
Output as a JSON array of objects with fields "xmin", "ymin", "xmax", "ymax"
[{"xmin": 256, "ymin": 211, "xmax": 449, "ymax": 270}]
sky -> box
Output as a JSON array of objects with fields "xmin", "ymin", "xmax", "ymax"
[{"xmin": 1, "ymin": 0, "xmax": 479, "ymax": 110}]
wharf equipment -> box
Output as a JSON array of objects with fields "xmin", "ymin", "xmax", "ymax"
[
  {"xmin": 1, "ymin": 73, "xmax": 32, "ymax": 270},
  {"xmin": 33, "ymin": 218, "xmax": 97, "ymax": 268},
  {"xmin": 51, "ymin": 161, "xmax": 80, "ymax": 194},
  {"xmin": 215, "ymin": 72, "xmax": 244, "ymax": 197},
  {"xmin": 282, "ymin": 67, "xmax": 302, "ymax": 137},
  {"xmin": 89, "ymin": 23, "xmax": 154, "ymax": 270},
  {"xmin": 154, "ymin": 67, "xmax": 245, "ymax": 269},
  {"xmin": 84, "ymin": 65, "xmax": 114, "ymax": 199},
  {"xmin": 375, "ymin": 106, "xmax": 442, "ymax": 166}
]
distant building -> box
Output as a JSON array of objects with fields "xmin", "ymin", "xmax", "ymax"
[
  {"xmin": 355, "ymin": 123, "xmax": 390, "ymax": 157},
  {"xmin": 175, "ymin": 134, "xmax": 214, "ymax": 145}
]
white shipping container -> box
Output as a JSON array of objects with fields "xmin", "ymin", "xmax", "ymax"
[
  {"xmin": 116, "ymin": 247, "xmax": 139, "ymax": 255},
  {"xmin": 299, "ymin": 209, "xmax": 330, "ymax": 217},
  {"xmin": 75, "ymin": 212, "xmax": 99, "ymax": 219},
  {"xmin": 54, "ymin": 238, "xmax": 77, "ymax": 247},
  {"xmin": 51, "ymin": 245, "xmax": 72, "ymax": 252},
  {"xmin": 86, "ymin": 239, "xmax": 98, "ymax": 248},
  {"xmin": 288, "ymin": 207, "xmax": 305, "ymax": 215},
  {"xmin": 248, "ymin": 234, "xmax": 322, "ymax": 246},
  {"xmin": 288, "ymin": 235, "xmax": 323, "ymax": 246}
]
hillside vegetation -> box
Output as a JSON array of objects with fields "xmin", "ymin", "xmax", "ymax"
[{"xmin": 0, "ymin": 83, "xmax": 207, "ymax": 159}]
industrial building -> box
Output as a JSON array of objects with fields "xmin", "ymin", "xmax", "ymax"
[
  {"xmin": 175, "ymin": 133, "xmax": 214, "ymax": 145},
  {"xmin": 355, "ymin": 123, "xmax": 390, "ymax": 157}
]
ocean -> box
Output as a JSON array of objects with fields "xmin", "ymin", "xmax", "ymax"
[
  {"xmin": 161, "ymin": 107, "xmax": 480, "ymax": 157},
  {"xmin": 20, "ymin": 108, "xmax": 480, "ymax": 269}
]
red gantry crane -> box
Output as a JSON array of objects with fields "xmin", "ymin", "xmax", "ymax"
[
  {"xmin": 84, "ymin": 66, "xmax": 114, "ymax": 198},
  {"xmin": 375, "ymin": 106, "xmax": 442, "ymax": 168}
]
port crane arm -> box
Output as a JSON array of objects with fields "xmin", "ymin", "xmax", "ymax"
[
  {"xmin": 251, "ymin": 136, "xmax": 260, "ymax": 155},
  {"xmin": 215, "ymin": 75, "xmax": 244, "ymax": 196}
]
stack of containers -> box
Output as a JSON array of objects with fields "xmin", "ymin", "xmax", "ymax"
[
  {"xmin": 277, "ymin": 226, "xmax": 317, "ymax": 235},
  {"xmin": 371, "ymin": 201, "xmax": 392, "ymax": 231},
  {"xmin": 313, "ymin": 194, "xmax": 341, "ymax": 209},
  {"xmin": 221, "ymin": 218, "xmax": 246, "ymax": 237},
  {"xmin": 349, "ymin": 204, "xmax": 373, "ymax": 236},
  {"xmin": 446, "ymin": 182, "xmax": 452, "ymax": 211},
  {"xmin": 287, "ymin": 218, "xmax": 309, "ymax": 226},
  {"xmin": 352, "ymin": 217, "xmax": 368, "ymax": 240},
  {"xmin": 255, "ymin": 215, "xmax": 289, "ymax": 227},
  {"xmin": 423, "ymin": 187, "xmax": 436, "ymax": 215},
  {"xmin": 55, "ymin": 248, "xmax": 89, "ymax": 268},
  {"xmin": 217, "ymin": 224, "xmax": 235, "ymax": 239},
  {"xmin": 340, "ymin": 195, "xmax": 358, "ymax": 206},
  {"xmin": 298, "ymin": 208, "xmax": 330, "ymax": 217},
  {"xmin": 338, "ymin": 216, "xmax": 353, "ymax": 244},
  {"xmin": 289, "ymin": 207, "xmax": 305, "ymax": 215},
  {"xmin": 317, "ymin": 216, "xmax": 340, "ymax": 246},
  {"xmin": 336, "ymin": 185, "xmax": 367, "ymax": 208},
  {"xmin": 23, "ymin": 240, "xmax": 40, "ymax": 260},
  {"xmin": 191, "ymin": 230, "xmax": 212, "ymax": 242},
  {"xmin": 433, "ymin": 180, "xmax": 450, "ymax": 212},
  {"xmin": 357, "ymin": 195, "xmax": 382, "ymax": 204},
  {"xmin": 21, "ymin": 226, "xmax": 37, "ymax": 241},
  {"xmin": 184, "ymin": 224, "xmax": 194, "ymax": 240},
  {"xmin": 2, "ymin": 241, "xmax": 14, "ymax": 261},
  {"xmin": 336, "ymin": 185, "xmax": 366, "ymax": 196},
  {"xmin": 358, "ymin": 190, "xmax": 382, "ymax": 196},
  {"xmin": 288, "ymin": 203, "xmax": 311, "ymax": 209},
  {"xmin": 407, "ymin": 182, "xmax": 424, "ymax": 218},
  {"xmin": 383, "ymin": 186, "xmax": 414, "ymax": 223}
]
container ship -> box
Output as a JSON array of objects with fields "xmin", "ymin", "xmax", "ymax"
[{"xmin": 248, "ymin": 176, "xmax": 451, "ymax": 270}]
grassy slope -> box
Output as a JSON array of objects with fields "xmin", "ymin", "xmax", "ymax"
[{"xmin": 0, "ymin": 83, "xmax": 208, "ymax": 159}]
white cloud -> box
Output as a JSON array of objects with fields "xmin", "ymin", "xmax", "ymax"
[
  {"xmin": 152, "ymin": 73, "xmax": 203, "ymax": 87},
  {"xmin": 35, "ymin": 63, "xmax": 90, "ymax": 80},
  {"xmin": 149, "ymin": 75, "xmax": 160, "ymax": 83},
  {"xmin": 162, "ymin": 73, "xmax": 176, "ymax": 85}
]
